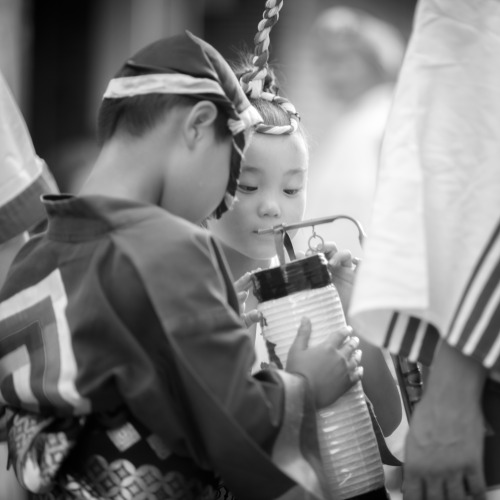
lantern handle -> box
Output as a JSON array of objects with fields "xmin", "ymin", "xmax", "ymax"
[{"xmin": 257, "ymin": 214, "xmax": 367, "ymax": 265}]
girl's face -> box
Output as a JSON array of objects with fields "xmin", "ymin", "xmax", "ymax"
[{"xmin": 209, "ymin": 132, "xmax": 308, "ymax": 260}]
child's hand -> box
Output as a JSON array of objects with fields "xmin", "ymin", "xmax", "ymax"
[
  {"xmin": 242, "ymin": 309, "xmax": 262, "ymax": 328},
  {"xmin": 286, "ymin": 318, "xmax": 363, "ymax": 408},
  {"xmin": 234, "ymin": 271, "xmax": 253, "ymax": 305},
  {"xmin": 323, "ymin": 241, "xmax": 360, "ymax": 269},
  {"xmin": 233, "ymin": 271, "xmax": 262, "ymax": 328}
]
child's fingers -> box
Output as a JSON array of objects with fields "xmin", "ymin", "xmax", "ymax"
[
  {"xmin": 346, "ymin": 346, "xmax": 363, "ymax": 383},
  {"xmin": 349, "ymin": 348, "xmax": 363, "ymax": 368},
  {"xmin": 322, "ymin": 241, "xmax": 338, "ymax": 260},
  {"xmin": 350, "ymin": 366, "xmax": 364, "ymax": 383},
  {"xmin": 242, "ymin": 309, "xmax": 262, "ymax": 328},
  {"xmin": 339, "ymin": 335, "xmax": 360, "ymax": 358},
  {"xmin": 289, "ymin": 317, "xmax": 312, "ymax": 353},
  {"xmin": 233, "ymin": 272, "xmax": 253, "ymax": 293},
  {"xmin": 330, "ymin": 325, "xmax": 353, "ymax": 348},
  {"xmin": 237, "ymin": 290, "xmax": 249, "ymax": 308},
  {"xmin": 233, "ymin": 269, "xmax": 261, "ymax": 293},
  {"xmin": 329, "ymin": 249, "xmax": 354, "ymax": 268}
]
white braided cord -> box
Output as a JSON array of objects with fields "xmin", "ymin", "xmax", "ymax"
[{"xmin": 240, "ymin": 0, "xmax": 299, "ymax": 135}]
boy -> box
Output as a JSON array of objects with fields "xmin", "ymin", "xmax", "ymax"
[{"xmin": 0, "ymin": 32, "xmax": 360, "ymax": 499}]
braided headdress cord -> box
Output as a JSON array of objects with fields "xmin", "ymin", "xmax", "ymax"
[{"xmin": 240, "ymin": 0, "xmax": 300, "ymax": 135}]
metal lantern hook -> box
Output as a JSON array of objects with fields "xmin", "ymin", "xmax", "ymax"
[{"xmin": 257, "ymin": 214, "xmax": 367, "ymax": 266}]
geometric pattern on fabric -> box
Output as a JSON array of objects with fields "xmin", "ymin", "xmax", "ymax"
[
  {"xmin": 34, "ymin": 455, "xmax": 225, "ymax": 500},
  {"xmin": 8, "ymin": 410, "xmax": 239, "ymax": 499},
  {"xmin": 41, "ymin": 432, "xmax": 77, "ymax": 482},
  {"xmin": 107, "ymin": 422, "xmax": 142, "ymax": 452},
  {"xmin": 0, "ymin": 269, "xmax": 90, "ymax": 414},
  {"xmin": 7, "ymin": 410, "xmax": 81, "ymax": 493}
]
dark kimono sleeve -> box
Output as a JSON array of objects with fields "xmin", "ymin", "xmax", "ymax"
[{"xmin": 119, "ymin": 226, "xmax": 331, "ymax": 500}]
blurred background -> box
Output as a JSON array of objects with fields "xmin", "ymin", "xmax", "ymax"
[{"xmin": 0, "ymin": 0, "xmax": 417, "ymax": 193}]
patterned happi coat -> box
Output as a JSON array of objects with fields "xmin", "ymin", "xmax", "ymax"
[{"xmin": 0, "ymin": 194, "xmax": 329, "ymax": 500}]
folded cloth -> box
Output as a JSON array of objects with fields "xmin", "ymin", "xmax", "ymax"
[
  {"xmin": 0, "ymin": 71, "xmax": 57, "ymax": 243},
  {"xmin": 349, "ymin": 0, "xmax": 500, "ymax": 490},
  {"xmin": 349, "ymin": 0, "xmax": 500, "ymax": 379}
]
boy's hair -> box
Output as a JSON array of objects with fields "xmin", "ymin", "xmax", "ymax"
[
  {"xmin": 97, "ymin": 73, "xmax": 230, "ymax": 147},
  {"xmin": 232, "ymin": 54, "xmax": 287, "ymax": 128}
]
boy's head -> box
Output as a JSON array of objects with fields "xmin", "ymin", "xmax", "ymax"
[{"xmin": 97, "ymin": 31, "xmax": 262, "ymax": 219}]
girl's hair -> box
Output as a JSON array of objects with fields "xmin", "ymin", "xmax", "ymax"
[
  {"xmin": 232, "ymin": 53, "xmax": 285, "ymax": 126},
  {"xmin": 97, "ymin": 65, "xmax": 231, "ymax": 146},
  {"xmin": 232, "ymin": 51, "xmax": 307, "ymax": 145},
  {"xmin": 234, "ymin": 0, "xmax": 303, "ymax": 139}
]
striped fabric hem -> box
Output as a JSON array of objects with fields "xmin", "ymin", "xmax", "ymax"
[
  {"xmin": 0, "ymin": 162, "xmax": 56, "ymax": 243},
  {"xmin": 382, "ymin": 313, "xmax": 440, "ymax": 367},
  {"xmin": 446, "ymin": 218, "xmax": 500, "ymax": 378},
  {"xmin": 380, "ymin": 217, "xmax": 500, "ymax": 377}
]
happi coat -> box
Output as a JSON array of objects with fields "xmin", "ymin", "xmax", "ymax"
[{"xmin": 0, "ymin": 194, "xmax": 329, "ymax": 500}]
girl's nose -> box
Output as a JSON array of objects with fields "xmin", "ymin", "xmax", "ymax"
[{"xmin": 258, "ymin": 198, "xmax": 281, "ymax": 218}]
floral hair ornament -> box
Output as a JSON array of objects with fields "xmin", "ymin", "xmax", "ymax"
[{"xmin": 239, "ymin": 0, "xmax": 300, "ymax": 135}]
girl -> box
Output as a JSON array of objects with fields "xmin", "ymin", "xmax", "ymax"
[
  {"xmin": 209, "ymin": 55, "xmax": 405, "ymax": 498},
  {"xmin": 208, "ymin": 2, "xmax": 408, "ymax": 495}
]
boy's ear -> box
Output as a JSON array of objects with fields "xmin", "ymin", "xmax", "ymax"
[{"xmin": 183, "ymin": 101, "xmax": 219, "ymax": 148}]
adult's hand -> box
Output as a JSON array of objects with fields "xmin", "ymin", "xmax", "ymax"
[{"xmin": 402, "ymin": 341, "xmax": 487, "ymax": 500}]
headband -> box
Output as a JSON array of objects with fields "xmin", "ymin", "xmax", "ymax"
[{"xmin": 103, "ymin": 73, "xmax": 261, "ymax": 136}]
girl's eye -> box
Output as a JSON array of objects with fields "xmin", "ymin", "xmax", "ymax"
[
  {"xmin": 284, "ymin": 188, "xmax": 301, "ymax": 195},
  {"xmin": 238, "ymin": 185, "xmax": 258, "ymax": 193}
]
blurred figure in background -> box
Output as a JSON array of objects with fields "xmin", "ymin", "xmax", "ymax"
[{"xmin": 298, "ymin": 6, "xmax": 406, "ymax": 257}]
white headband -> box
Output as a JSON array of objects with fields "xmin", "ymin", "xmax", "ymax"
[{"xmin": 103, "ymin": 73, "xmax": 262, "ymax": 135}]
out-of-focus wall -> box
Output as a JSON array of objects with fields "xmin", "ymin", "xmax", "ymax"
[
  {"xmin": 28, "ymin": 0, "xmax": 204, "ymax": 192},
  {"xmin": 0, "ymin": 0, "xmax": 418, "ymax": 192},
  {"xmin": 88, "ymin": 0, "xmax": 204, "ymax": 138},
  {"xmin": 0, "ymin": 0, "xmax": 29, "ymax": 106}
]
